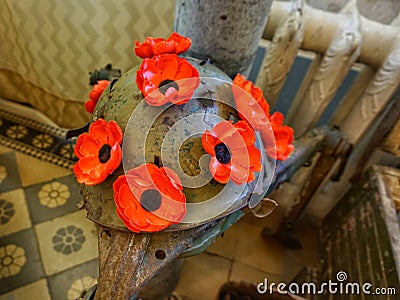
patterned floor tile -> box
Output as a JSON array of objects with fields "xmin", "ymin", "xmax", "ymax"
[
  {"xmin": 0, "ymin": 189, "xmax": 31, "ymax": 238},
  {"xmin": 0, "ymin": 107, "xmax": 76, "ymax": 168},
  {"xmin": 15, "ymin": 152, "xmax": 71, "ymax": 187},
  {"xmin": 0, "ymin": 279, "xmax": 51, "ymax": 300},
  {"xmin": 0, "ymin": 228, "xmax": 44, "ymax": 294},
  {"xmin": 0, "ymin": 152, "xmax": 21, "ymax": 193},
  {"xmin": 24, "ymin": 175, "xmax": 82, "ymax": 224},
  {"xmin": 34, "ymin": 210, "xmax": 98, "ymax": 276},
  {"xmin": 0, "ymin": 145, "xmax": 12, "ymax": 155},
  {"xmin": 0, "ymin": 101, "xmax": 324, "ymax": 299},
  {"xmin": 47, "ymin": 259, "xmax": 98, "ymax": 300}
]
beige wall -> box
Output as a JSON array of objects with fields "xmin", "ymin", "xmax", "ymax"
[
  {"xmin": 1, "ymin": 0, "xmax": 398, "ymax": 128},
  {"xmin": 0, "ymin": 0, "xmax": 175, "ymax": 127}
]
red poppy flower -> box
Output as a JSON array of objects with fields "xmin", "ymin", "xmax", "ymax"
[
  {"xmin": 73, "ymin": 119, "xmax": 123, "ymax": 185},
  {"xmin": 134, "ymin": 32, "xmax": 192, "ymax": 58},
  {"xmin": 202, "ymin": 120, "xmax": 261, "ymax": 185},
  {"xmin": 262, "ymin": 112, "xmax": 294, "ymax": 161},
  {"xmin": 136, "ymin": 54, "xmax": 200, "ymax": 106},
  {"xmin": 113, "ymin": 164, "xmax": 187, "ymax": 233},
  {"xmin": 84, "ymin": 80, "xmax": 110, "ymax": 113},
  {"xmin": 232, "ymin": 73, "xmax": 270, "ymax": 131}
]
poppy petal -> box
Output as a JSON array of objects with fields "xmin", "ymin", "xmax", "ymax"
[
  {"xmin": 75, "ymin": 135, "xmax": 99, "ymax": 158},
  {"xmin": 73, "ymin": 119, "xmax": 123, "ymax": 185},
  {"xmin": 154, "ymin": 40, "xmax": 175, "ymax": 56},
  {"xmin": 211, "ymin": 121, "xmax": 237, "ymax": 142},
  {"xmin": 230, "ymin": 163, "xmax": 249, "ymax": 185},
  {"xmin": 247, "ymin": 146, "xmax": 262, "ymax": 172},
  {"xmin": 233, "ymin": 73, "xmax": 270, "ymax": 130},
  {"xmin": 209, "ymin": 157, "xmax": 230, "ymax": 184},
  {"xmin": 134, "ymin": 33, "xmax": 192, "ymax": 59},
  {"xmin": 161, "ymin": 167, "xmax": 183, "ymax": 190},
  {"xmin": 85, "ymin": 80, "xmax": 110, "ymax": 114},
  {"xmin": 89, "ymin": 119, "xmax": 110, "ymax": 145},
  {"xmin": 201, "ymin": 131, "xmax": 218, "ymax": 156},
  {"xmin": 202, "ymin": 119, "xmax": 260, "ymax": 185},
  {"xmin": 269, "ymin": 111, "xmax": 284, "ymax": 127},
  {"xmin": 167, "ymin": 32, "xmax": 191, "ymax": 53},
  {"xmin": 136, "ymin": 55, "xmax": 200, "ymax": 106},
  {"xmin": 107, "ymin": 121, "xmax": 123, "ymax": 145},
  {"xmin": 112, "ymin": 164, "xmax": 186, "ymax": 233},
  {"xmin": 234, "ymin": 121, "xmax": 256, "ymax": 147},
  {"xmin": 268, "ymin": 112, "xmax": 294, "ymax": 161},
  {"xmin": 84, "ymin": 100, "xmax": 96, "ymax": 114},
  {"xmin": 157, "ymin": 55, "xmax": 179, "ymax": 80},
  {"xmin": 89, "ymin": 80, "xmax": 110, "ymax": 101}
]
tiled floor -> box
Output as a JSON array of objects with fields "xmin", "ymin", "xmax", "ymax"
[
  {"xmin": 0, "ymin": 103, "xmax": 320, "ymax": 300},
  {"xmin": 0, "ymin": 145, "xmax": 99, "ymax": 299},
  {"xmin": 174, "ymin": 213, "xmax": 320, "ymax": 300}
]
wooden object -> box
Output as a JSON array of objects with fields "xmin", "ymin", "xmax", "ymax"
[{"xmin": 320, "ymin": 166, "xmax": 400, "ymax": 293}]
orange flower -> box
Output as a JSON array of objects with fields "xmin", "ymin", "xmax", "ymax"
[
  {"xmin": 262, "ymin": 112, "xmax": 294, "ymax": 161},
  {"xmin": 232, "ymin": 74, "xmax": 294, "ymax": 161},
  {"xmin": 73, "ymin": 119, "xmax": 122, "ymax": 185},
  {"xmin": 84, "ymin": 80, "xmax": 110, "ymax": 113},
  {"xmin": 134, "ymin": 32, "xmax": 192, "ymax": 58},
  {"xmin": 136, "ymin": 54, "xmax": 200, "ymax": 106},
  {"xmin": 202, "ymin": 120, "xmax": 261, "ymax": 185},
  {"xmin": 113, "ymin": 164, "xmax": 187, "ymax": 233},
  {"xmin": 232, "ymin": 74, "xmax": 270, "ymax": 131}
]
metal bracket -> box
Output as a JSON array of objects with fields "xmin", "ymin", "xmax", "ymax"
[{"xmin": 266, "ymin": 128, "xmax": 352, "ymax": 248}]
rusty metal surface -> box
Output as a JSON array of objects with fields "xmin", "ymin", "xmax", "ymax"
[
  {"xmin": 84, "ymin": 129, "xmax": 332, "ymax": 298},
  {"xmin": 269, "ymin": 126, "xmax": 331, "ymax": 192},
  {"xmin": 93, "ymin": 217, "xmax": 232, "ymax": 299},
  {"xmin": 288, "ymin": 130, "xmax": 351, "ymax": 217},
  {"xmin": 138, "ymin": 258, "xmax": 184, "ymax": 299},
  {"xmin": 81, "ymin": 57, "xmax": 258, "ymax": 233},
  {"xmin": 272, "ymin": 129, "xmax": 352, "ymax": 248}
]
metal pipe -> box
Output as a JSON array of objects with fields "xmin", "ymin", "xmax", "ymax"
[
  {"xmin": 264, "ymin": 1, "xmax": 399, "ymax": 69},
  {"xmin": 174, "ymin": 0, "xmax": 273, "ymax": 78}
]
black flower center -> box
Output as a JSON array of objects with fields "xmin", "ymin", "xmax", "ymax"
[
  {"xmin": 158, "ymin": 79, "xmax": 179, "ymax": 95},
  {"xmin": 214, "ymin": 143, "xmax": 231, "ymax": 164},
  {"xmin": 140, "ymin": 189, "xmax": 162, "ymax": 212},
  {"xmin": 98, "ymin": 144, "xmax": 112, "ymax": 163}
]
